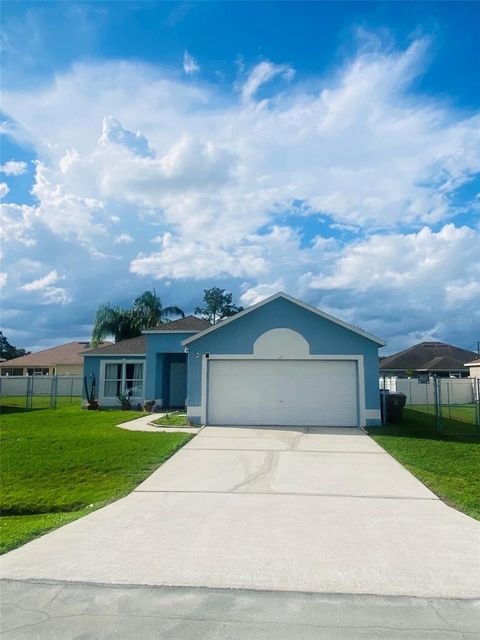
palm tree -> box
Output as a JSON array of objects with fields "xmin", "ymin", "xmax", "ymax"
[
  {"xmin": 132, "ymin": 291, "xmax": 184, "ymax": 329},
  {"xmin": 91, "ymin": 290, "xmax": 184, "ymax": 346}
]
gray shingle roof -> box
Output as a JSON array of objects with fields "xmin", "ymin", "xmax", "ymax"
[
  {"xmin": 380, "ymin": 342, "xmax": 477, "ymax": 372},
  {"xmin": 83, "ymin": 336, "xmax": 146, "ymax": 356},
  {"xmin": 83, "ymin": 316, "xmax": 211, "ymax": 356},
  {"xmin": 146, "ymin": 315, "xmax": 211, "ymax": 332}
]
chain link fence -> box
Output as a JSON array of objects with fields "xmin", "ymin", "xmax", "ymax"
[
  {"xmin": 0, "ymin": 375, "xmax": 83, "ymax": 411},
  {"xmin": 380, "ymin": 376, "xmax": 480, "ymax": 436}
]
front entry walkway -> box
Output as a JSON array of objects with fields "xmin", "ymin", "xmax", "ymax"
[
  {"xmin": 1, "ymin": 426, "xmax": 479, "ymax": 599},
  {"xmin": 117, "ymin": 413, "xmax": 201, "ymax": 434}
]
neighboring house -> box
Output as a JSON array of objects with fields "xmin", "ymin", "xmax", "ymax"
[
  {"xmin": 0, "ymin": 341, "xmax": 109, "ymax": 376},
  {"xmin": 379, "ymin": 341, "xmax": 478, "ymax": 379},
  {"xmin": 84, "ymin": 292, "xmax": 385, "ymax": 427},
  {"xmin": 464, "ymin": 357, "xmax": 480, "ymax": 379}
]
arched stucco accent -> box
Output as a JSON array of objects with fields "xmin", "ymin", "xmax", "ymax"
[{"xmin": 253, "ymin": 328, "xmax": 310, "ymax": 358}]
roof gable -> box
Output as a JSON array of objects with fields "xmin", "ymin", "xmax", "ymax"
[{"xmin": 183, "ymin": 292, "xmax": 386, "ymax": 346}]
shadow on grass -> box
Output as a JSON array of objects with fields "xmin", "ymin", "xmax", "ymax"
[
  {"xmin": 368, "ymin": 408, "xmax": 480, "ymax": 444},
  {"xmin": 0, "ymin": 404, "xmax": 48, "ymax": 415}
]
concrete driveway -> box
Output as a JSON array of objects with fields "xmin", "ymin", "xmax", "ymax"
[{"xmin": 1, "ymin": 426, "xmax": 479, "ymax": 599}]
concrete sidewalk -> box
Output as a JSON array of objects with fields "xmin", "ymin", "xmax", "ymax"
[
  {"xmin": 1, "ymin": 426, "xmax": 479, "ymax": 599},
  {"xmin": 2, "ymin": 580, "xmax": 479, "ymax": 639},
  {"xmin": 117, "ymin": 413, "xmax": 201, "ymax": 434}
]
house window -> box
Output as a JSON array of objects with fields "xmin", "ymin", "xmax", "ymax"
[
  {"xmin": 103, "ymin": 362, "xmax": 144, "ymax": 398},
  {"xmin": 27, "ymin": 368, "xmax": 50, "ymax": 376},
  {"xmin": 125, "ymin": 363, "xmax": 144, "ymax": 397},
  {"xmin": 104, "ymin": 363, "xmax": 122, "ymax": 398},
  {"xmin": 1, "ymin": 368, "xmax": 24, "ymax": 376}
]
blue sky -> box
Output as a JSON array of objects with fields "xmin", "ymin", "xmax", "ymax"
[{"xmin": 1, "ymin": 1, "xmax": 479, "ymax": 354}]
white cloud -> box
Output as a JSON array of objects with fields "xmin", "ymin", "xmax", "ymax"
[
  {"xmin": 131, "ymin": 232, "xmax": 268, "ymax": 280},
  {"xmin": 305, "ymin": 224, "xmax": 480, "ymax": 349},
  {"xmin": 309, "ymin": 224, "xmax": 479, "ymax": 293},
  {"xmin": 59, "ymin": 148, "xmax": 80, "ymax": 174},
  {"xmin": 0, "ymin": 272, "xmax": 7, "ymax": 288},
  {"xmin": 41, "ymin": 287, "xmax": 72, "ymax": 305},
  {"xmin": 183, "ymin": 50, "xmax": 200, "ymax": 75},
  {"xmin": 29, "ymin": 161, "xmax": 109, "ymax": 250},
  {"xmin": 21, "ymin": 269, "xmax": 60, "ymax": 291},
  {"xmin": 0, "ymin": 182, "xmax": 9, "ymax": 198},
  {"xmin": 0, "ymin": 160, "xmax": 28, "ymax": 176},
  {"xmin": 0, "ymin": 202, "xmax": 36, "ymax": 246},
  {"xmin": 241, "ymin": 60, "xmax": 295, "ymax": 102},
  {"xmin": 3, "ymin": 45, "xmax": 478, "ymax": 247},
  {"xmin": 20, "ymin": 269, "xmax": 71, "ymax": 305},
  {"xmin": 1, "ymin": 39, "xmax": 479, "ymax": 349},
  {"xmin": 113, "ymin": 233, "xmax": 133, "ymax": 244},
  {"xmin": 98, "ymin": 116, "xmax": 155, "ymax": 158},
  {"xmin": 239, "ymin": 281, "xmax": 286, "ymax": 307},
  {"xmin": 445, "ymin": 280, "xmax": 480, "ymax": 306}
]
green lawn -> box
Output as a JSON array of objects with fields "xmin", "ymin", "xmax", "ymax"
[
  {"xmin": 368, "ymin": 408, "xmax": 480, "ymax": 520},
  {"xmin": 0, "ymin": 403, "xmax": 192, "ymax": 553},
  {"xmin": 151, "ymin": 411, "xmax": 189, "ymax": 427},
  {"xmin": 406, "ymin": 403, "xmax": 477, "ymax": 425},
  {"xmin": 0, "ymin": 395, "xmax": 84, "ymax": 410}
]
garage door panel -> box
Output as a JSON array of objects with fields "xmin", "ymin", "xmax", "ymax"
[{"xmin": 207, "ymin": 360, "xmax": 358, "ymax": 427}]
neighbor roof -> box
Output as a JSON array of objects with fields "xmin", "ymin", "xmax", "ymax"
[
  {"xmin": 380, "ymin": 342, "xmax": 478, "ymax": 372},
  {"xmin": 183, "ymin": 292, "xmax": 386, "ymax": 346},
  {"xmin": 83, "ymin": 335, "xmax": 146, "ymax": 357},
  {"xmin": 143, "ymin": 315, "xmax": 211, "ymax": 333},
  {"xmin": 0, "ymin": 341, "xmax": 110, "ymax": 367}
]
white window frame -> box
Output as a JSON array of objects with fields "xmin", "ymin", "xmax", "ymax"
[
  {"xmin": 99, "ymin": 359, "xmax": 145, "ymax": 404},
  {"xmin": 27, "ymin": 367, "xmax": 51, "ymax": 376}
]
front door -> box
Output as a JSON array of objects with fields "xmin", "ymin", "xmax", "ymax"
[{"xmin": 169, "ymin": 361, "xmax": 187, "ymax": 407}]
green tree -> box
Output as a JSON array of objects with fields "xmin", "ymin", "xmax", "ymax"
[
  {"xmin": 195, "ymin": 287, "xmax": 243, "ymax": 324},
  {"xmin": 0, "ymin": 332, "xmax": 29, "ymax": 360},
  {"xmin": 91, "ymin": 290, "xmax": 184, "ymax": 345},
  {"xmin": 132, "ymin": 291, "xmax": 184, "ymax": 329}
]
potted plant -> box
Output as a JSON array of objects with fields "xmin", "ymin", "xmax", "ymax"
[
  {"xmin": 143, "ymin": 400, "xmax": 156, "ymax": 413},
  {"xmin": 117, "ymin": 389, "xmax": 132, "ymax": 410},
  {"xmin": 84, "ymin": 374, "xmax": 99, "ymax": 410}
]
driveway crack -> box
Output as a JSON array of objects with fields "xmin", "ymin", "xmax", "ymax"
[{"xmin": 230, "ymin": 451, "xmax": 278, "ymax": 492}]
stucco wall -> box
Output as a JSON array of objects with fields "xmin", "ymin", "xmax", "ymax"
[
  {"xmin": 468, "ymin": 365, "xmax": 480, "ymax": 379},
  {"xmin": 55, "ymin": 364, "xmax": 83, "ymax": 375},
  {"xmin": 83, "ymin": 354, "xmax": 146, "ymax": 406},
  {"xmin": 84, "ymin": 333, "xmax": 192, "ymax": 407},
  {"xmin": 185, "ymin": 297, "xmax": 382, "ymax": 426},
  {"xmin": 1, "ymin": 364, "xmax": 82, "ymax": 376},
  {"xmin": 144, "ymin": 332, "xmax": 192, "ymax": 400}
]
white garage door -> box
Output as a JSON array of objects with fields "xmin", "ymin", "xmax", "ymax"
[{"xmin": 207, "ymin": 359, "xmax": 359, "ymax": 427}]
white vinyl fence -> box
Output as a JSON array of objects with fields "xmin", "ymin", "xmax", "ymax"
[
  {"xmin": 0, "ymin": 375, "xmax": 83, "ymax": 409},
  {"xmin": 379, "ymin": 375, "xmax": 480, "ymax": 433},
  {"xmin": 379, "ymin": 377, "xmax": 477, "ymax": 405}
]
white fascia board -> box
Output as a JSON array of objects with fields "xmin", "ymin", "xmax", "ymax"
[
  {"xmin": 464, "ymin": 360, "xmax": 480, "ymax": 367},
  {"xmin": 182, "ymin": 291, "xmax": 386, "ymax": 347}
]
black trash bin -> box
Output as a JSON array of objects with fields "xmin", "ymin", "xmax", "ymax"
[{"xmin": 380, "ymin": 390, "xmax": 407, "ymax": 424}]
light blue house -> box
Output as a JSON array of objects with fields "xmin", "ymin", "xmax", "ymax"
[{"xmin": 83, "ymin": 292, "xmax": 385, "ymax": 427}]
